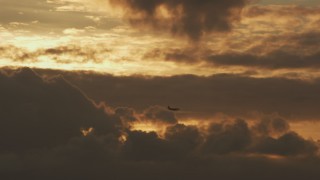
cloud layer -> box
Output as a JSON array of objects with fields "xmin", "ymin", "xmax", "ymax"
[
  {"xmin": 1, "ymin": 68, "xmax": 320, "ymax": 179},
  {"xmin": 33, "ymin": 69, "xmax": 320, "ymax": 120}
]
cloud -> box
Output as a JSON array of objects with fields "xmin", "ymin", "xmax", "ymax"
[
  {"xmin": 124, "ymin": 118, "xmax": 318, "ymax": 158},
  {"xmin": 63, "ymin": 28, "xmax": 85, "ymax": 35},
  {"xmin": 253, "ymin": 132, "xmax": 319, "ymax": 156},
  {"xmin": 0, "ymin": 0, "xmax": 119, "ymax": 34},
  {"xmin": 122, "ymin": 130, "xmax": 170, "ymax": 161},
  {"xmin": 109, "ymin": 0, "xmax": 248, "ymax": 40},
  {"xmin": 143, "ymin": 30, "xmax": 320, "ymax": 69},
  {"xmin": 164, "ymin": 123, "xmax": 202, "ymax": 157},
  {"xmin": 206, "ymin": 30, "xmax": 320, "ymax": 70},
  {"xmin": 253, "ymin": 117, "xmax": 290, "ymax": 136},
  {"xmin": 0, "ymin": 45, "xmax": 37, "ymax": 62},
  {"xmin": 244, "ymin": 5, "xmax": 320, "ymax": 17},
  {"xmin": 144, "ymin": 47, "xmax": 201, "ymax": 64},
  {"xmin": 207, "ymin": 50, "xmax": 320, "ymax": 70},
  {"xmin": 137, "ymin": 5, "xmax": 320, "ymax": 67},
  {"xmin": 0, "ymin": 68, "xmax": 118, "ymax": 152},
  {"xmin": 34, "ymin": 69, "xmax": 320, "ymax": 121},
  {"xmin": 142, "ymin": 105, "xmax": 177, "ymax": 124},
  {"xmin": 0, "ymin": 68, "xmax": 320, "ymax": 179},
  {"xmin": 42, "ymin": 45, "xmax": 110, "ymax": 64},
  {"xmin": 0, "ymin": 45, "xmax": 111, "ymax": 64},
  {"xmin": 115, "ymin": 107, "xmax": 138, "ymax": 123},
  {"xmin": 115, "ymin": 105, "xmax": 177, "ymax": 126},
  {"xmin": 203, "ymin": 118, "xmax": 318, "ymax": 156},
  {"xmin": 203, "ymin": 119, "xmax": 252, "ymax": 154}
]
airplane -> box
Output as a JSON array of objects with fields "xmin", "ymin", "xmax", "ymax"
[{"xmin": 168, "ymin": 106, "xmax": 180, "ymax": 111}]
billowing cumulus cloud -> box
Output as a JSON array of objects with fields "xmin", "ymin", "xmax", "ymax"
[
  {"xmin": 1, "ymin": 68, "xmax": 320, "ymax": 179},
  {"xmin": 202, "ymin": 118, "xmax": 318, "ymax": 156},
  {"xmin": 109, "ymin": 0, "xmax": 248, "ymax": 40},
  {"xmin": 253, "ymin": 117, "xmax": 290, "ymax": 136},
  {"xmin": 203, "ymin": 119, "xmax": 252, "ymax": 154},
  {"xmin": 252, "ymin": 132, "xmax": 318, "ymax": 156},
  {"xmin": 164, "ymin": 123, "xmax": 202, "ymax": 156}
]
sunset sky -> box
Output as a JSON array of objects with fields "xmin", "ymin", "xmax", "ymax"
[{"xmin": 1, "ymin": 0, "xmax": 320, "ymax": 179}]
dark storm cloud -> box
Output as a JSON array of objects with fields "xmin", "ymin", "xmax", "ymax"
[
  {"xmin": 123, "ymin": 118, "xmax": 317, "ymax": 161},
  {"xmin": 202, "ymin": 118, "xmax": 318, "ymax": 156},
  {"xmin": 203, "ymin": 119, "xmax": 252, "ymax": 154},
  {"xmin": 1, "ymin": 68, "xmax": 320, "ymax": 180},
  {"xmin": 253, "ymin": 132, "xmax": 318, "ymax": 156},
  {"xmin": 122, "ymin": 130, "xmax": 171, "ymax": 161},
  {"xmin": 0, "ymin": 68, "xmax": 118, "ymax": 152},
  {"xmin": 110, "ymin": 0, "xmax": 248, "ymax": 40},
  {"xmin": 253, "ymin": 117, "xmax": 290, "ymax": 136},
  {"xmin": 122, "ymin": 124, "xmax": 202, "ymax": 161},
  {"xmin": 165, "ymin": 123, "xmax": 202, "ymax": 156},
  {"xmin": 35, "ymin": 69, "xmax": 320, "ymax": 120}
]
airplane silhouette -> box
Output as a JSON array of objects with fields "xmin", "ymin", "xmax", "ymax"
[{"xmin": 168, "ymin": 106, "xmax": 180, "ymax": 111}]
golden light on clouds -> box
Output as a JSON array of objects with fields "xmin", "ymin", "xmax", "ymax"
[
  {"xmin": 2, "ymin": 1, "xmax": 320, "ymax": 178},
  {"xmin": 291, "ymin": 121, "xmax": 320, "ymax": 140},
  {"xmin": 131, "ymin": 121, "xmax": 167, "ymax": 137},
  {"xmin": 0, "ymin": 1, "xmax": 319, "ymax": 77},
  {"xmin": 81, "ymin": 127, "xmax": 94, "ymax": 136}
]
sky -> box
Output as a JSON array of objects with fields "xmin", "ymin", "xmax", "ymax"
[{"xmin": 1, "ymin": 0, "xmax": 320, "ymax": 179}]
